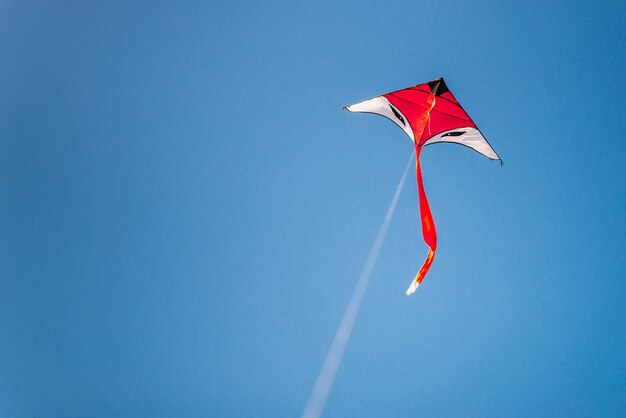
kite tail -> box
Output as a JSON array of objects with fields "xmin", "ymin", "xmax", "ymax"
[{"xmin": 406, "ymin": 154, "xmax": 437, "ymax": 296}]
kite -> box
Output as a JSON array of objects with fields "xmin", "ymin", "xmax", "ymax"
[{"xmin": 345, "ymin": 77, "xmax": 501, "ymax": 296}]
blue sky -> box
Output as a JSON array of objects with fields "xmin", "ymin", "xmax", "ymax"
[{"xmin": 1, "ymin": 0, "xmax": 624, "ymax": 417}]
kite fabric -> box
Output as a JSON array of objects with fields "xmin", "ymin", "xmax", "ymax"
[{"xmin": 345, "ymin": 77, "xmax": 501, "ymax": 295}]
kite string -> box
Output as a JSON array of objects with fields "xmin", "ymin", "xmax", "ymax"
[{"xmin": 301, "ymin": 151, "xmax": 415, "ymax": 418}]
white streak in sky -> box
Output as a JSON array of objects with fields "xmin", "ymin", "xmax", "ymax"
[{"xmin": 302, "ymin": 152, "xmax": 414, "ymax": 418}]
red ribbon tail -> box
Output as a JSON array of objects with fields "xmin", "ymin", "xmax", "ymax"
[{"xmin": 406, "ymin": 157, "xmax": 437, "ymax": 296}]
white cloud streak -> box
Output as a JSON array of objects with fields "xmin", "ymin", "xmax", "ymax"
[{"xmin": 302, "ymin": 152, "xmax": 414, "ymax": 418}]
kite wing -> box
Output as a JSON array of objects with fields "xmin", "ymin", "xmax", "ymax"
[
  {"xmin": 346, "ymin": 78, "xmax": 500, "ymax": 295},
  {"xmin": 346, "ymin": 78, "xmax": 500, "ymax": 160}
]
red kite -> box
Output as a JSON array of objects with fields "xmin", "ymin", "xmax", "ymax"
[{"xmin": 346, "ymin": 78, "xmax": 501, "ymax": 295}]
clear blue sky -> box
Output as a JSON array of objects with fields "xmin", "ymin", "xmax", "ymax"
[{"xmin": 1, "ymin": 0, "xmax": 624, "ymax": 416}]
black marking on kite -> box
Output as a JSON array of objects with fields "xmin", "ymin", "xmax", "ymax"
[
  {"xmin": 428, "ymin": 78, "xmax": 450, "ymax": 96},
  {"xmin": 389, "ymin": 105, "xmax": 406, "ymax": 126},
  {"xmin": 441, "ymin": 131, "xmax": 465, "ymax": 137}
]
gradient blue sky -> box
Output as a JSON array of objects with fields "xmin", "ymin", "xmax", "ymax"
[{"xmin": 1, "ymin": 0, "xmax": 625, "ymax": 417}]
